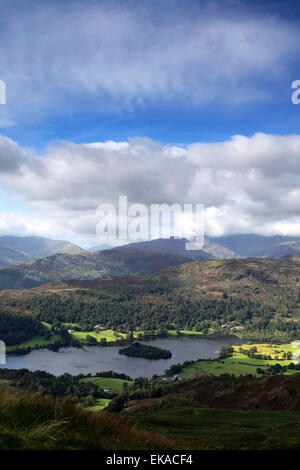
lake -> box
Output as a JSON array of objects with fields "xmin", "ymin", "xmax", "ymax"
[{"xmin": 1, "ymin": 335, "xmax": 242, "ymax": 379}]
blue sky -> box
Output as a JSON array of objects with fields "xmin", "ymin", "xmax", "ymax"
[
  {"xmin": 1, "ymin": 0, "xmax": 300, "ymax": 246},
  {"xmin": 0, "ymin": 0, "xmax": 299, "ymax": 148}
]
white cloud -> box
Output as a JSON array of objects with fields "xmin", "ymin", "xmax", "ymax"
[
  {"xmin": 1, "ymin": 132, "xmax": 300, "ymax": 245},
  {"xmin": 0, "ymin": 0, "xmax": 299, "ymax": 124}
]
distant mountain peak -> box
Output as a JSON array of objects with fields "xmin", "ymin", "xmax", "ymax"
[{"xmin": 0, "ymin": 235, "xmax": 85, "ymax": 268}]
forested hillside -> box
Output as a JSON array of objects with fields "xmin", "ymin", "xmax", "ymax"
[{"xmin": 2, "ymin": 255, "xmax": 300, "ymax": 341}]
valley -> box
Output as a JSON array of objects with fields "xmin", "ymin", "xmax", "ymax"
[
  {"xmin": 2, "ymin": 0, "xmax": 300, "ymax": 453},
  {"xmin": 2, "ymin": 254, "xmax": 300, "ymax": 346},
  {"xmin": 2, "ymin": 247, "xmax": 300, "ymax": 450}
]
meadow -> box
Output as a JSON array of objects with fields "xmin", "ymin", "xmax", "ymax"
[
  {"xmin": 82, "ymin": 376, "xmax": 133, "ymax": 391},
  {"xmin": 179, "ymin": 342, "xmax": 300, "ymax": 378},
  {"xmin": 87, "ymin": 398, "xmax": 111, "ymax": 411},
  {"xmin": 6, "ymin": 334, "xmax": 61, "ymax": 352}
]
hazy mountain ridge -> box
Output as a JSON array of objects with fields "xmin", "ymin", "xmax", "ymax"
[
  {"xmin": 1, "ymin": 233, "xmax": 300, "ymax": 291},
  {"xmin": 0, "ymin": 248, "xmax": 191, "ymax": 290},
  {"xmin": 87, "ymin": 244, "xmax": 113, "ymax": 252},
  {"xmin": 109, "ymin": 234, "xmax": 300, "ymax": 260},
  {"xmin": 207, "ymin": 234, "xmax": 300, "ymax": 258},
  {"xmin": 0, "ymin": 236, "xmax": 84, "ymax": 267},
  {"xmin": 115, "ymin": 237, "xmax": 213, "ymax": 260}
]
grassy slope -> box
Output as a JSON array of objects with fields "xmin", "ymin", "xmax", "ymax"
[
  {"xmin": 179, "ymin": 342, "xmax": 300, "ymax": 378},
  {"xmin": 6, "ymin": 334, "xmax": 61, "ymax": 352},
  {"xmin": 88, "ymin": 398, "xmax": 111, "ymax": 411},
  {"xmin": 82, "ymin": 377, "xmax": 133, "ymax": 391},
  {"xmin": 180, "ymin": 354, "xmax": 291, "ymax": 377},
  {"xmin": 0, "ymin": 381, "xmax": 187, "ymax": 450},
  {"xmin": 2, "ymin": 372, "xmax": 300, "ymax": 449},
  {"xmin": 127, "ymin": 397, "xmax": 300, "ymax": 450},
  {"xmin": 126, "ymin": 373, "xmax": 300, "ymax": 449}
]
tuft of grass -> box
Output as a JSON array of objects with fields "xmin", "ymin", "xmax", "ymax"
[{"xmin": 0, "ymin": 382, "xmax": 193, "ymax": 450}]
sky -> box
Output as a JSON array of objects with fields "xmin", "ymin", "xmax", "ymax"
[{"xmin": 1, "ymin": 0, "xmax": 300, "ymax": 248}]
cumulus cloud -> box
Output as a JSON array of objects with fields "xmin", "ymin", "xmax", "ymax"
[
  {"xmin": 1, "ymin": 132, "xmax": 300, "ymax": 245},
  {"xmin": 0, "ymin": 136, "xmax": 30, "ymax": 173}
]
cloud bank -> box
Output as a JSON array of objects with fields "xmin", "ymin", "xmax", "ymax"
[{"xmin": 1, "ymin": 132, "xmax": 300, "ymax": 246}]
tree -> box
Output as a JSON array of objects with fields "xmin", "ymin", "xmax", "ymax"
[
  {"xmin": 107, "ymin": 395, "xmax": 127, "ymax": 413},
  {"xmin": 86, "ymin": 335, "xmax": 97, "ymax": 345},
  {"xmin": 219, "ymin": 346, "xmax": 234, "ymax": 359}
]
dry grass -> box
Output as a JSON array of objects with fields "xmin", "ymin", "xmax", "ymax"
[{"xmin": 0, "ymin": 382, "xmax": 195, "ymax": 450}]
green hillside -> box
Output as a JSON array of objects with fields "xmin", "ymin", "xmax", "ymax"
[
  {"xmin": 2, "ymin": 254, "xmax": 300, "ymax": 342},
  {"xmin": 2, "ymin": 370, "xmax": 300, "ymax": 450}
]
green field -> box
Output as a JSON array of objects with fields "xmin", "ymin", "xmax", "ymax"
[
  {"xmin": 232, "ymin": 342, "xmax": 298, "ymax": 360},
  {"xmin": 70, "ymin": 328, "xmax": 126, "ymax": 343},
  {"xmin": 180, "ymin": 352, "xmax": 295, "ymax": 378},
  {"xmin": 175, "ymin": 341, "xmax": 300, "ymax": 378},
  {"xmin": 88, "ymin": 398, "xmax": 111, "ymax": 411},
  {"xmin": 6, "ymin": 334, "xmax": 61, "ymax": 352},
  {"xmin": 62, "ymin": 322, "xmax": 81, "ymax": 328},
  {"xmin": 82, "ymin": 377, "xmax": 133, "ymax": 391},
  {"xmin": 167, "ymin": 330, "xmax": 204, "ymax": 336},
  {"xmin": 70, "ymin": 328, "xmax": 146, "ymax": 343},
  {"xmin": 5, "ymin": 320, "xmax": 61, "ymax": 351},
  {"xmin": 7, "ymin": 325, "xmax": 205, "ymax": 353}
]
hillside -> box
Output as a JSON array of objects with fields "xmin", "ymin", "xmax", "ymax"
[
  {"xmin": 0, "ymin": 248, "xmax": 190, "ymax": 290},
  {"xmin": 2, "ymin": 254, "xmax": 300, "ymax": 341},
  {"xmin": 2, "ymin": 371, "xmax": 300, "ymax": 450},
  {"xmin": 1, "ymin": 234, "xmax": 300, "ymax": 291},
  {"xmin": 0, "ymin": 381, "xmax": 185, "ymax": 450},
  {"xmin": 116, "ymin": 237, "xmax": 214, "ymax": 260},
  {"xmin": 0, "ymin": 236, "xmax": 84, "ymax": 267},
  {"xmin": 9, "ymin": 253, "xmax": 299, "ymax": 303},
  {"xmin": 126, "ymin": 373, "xmax": 300, "ymax": 450}
]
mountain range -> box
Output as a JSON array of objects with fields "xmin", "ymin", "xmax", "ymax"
[
  {"xmin": 207, "ymin": 234, "xmax": 300, "ymax": 258},
  {"xmin": 0, "ymin": 248, "xmax": 190, "ymax": 290},
  {"xmin": 91, "ymin": 234, "xmax": 300, "ymax": 260},
  {"xmin": 0, "ymin": 236, "xmax": 83, "ymax": 267},
  {"xmin": 1, "ymin": 233, "xmax": 300, "ymax": 290},
  {"xmin": 123, "ymin": 234, "xmax": 300, "ymax": 260}
]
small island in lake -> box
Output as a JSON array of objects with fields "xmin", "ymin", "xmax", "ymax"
[{"xmin": 119, "ymin": 342, "xmax": 172, "ymax": 359}]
